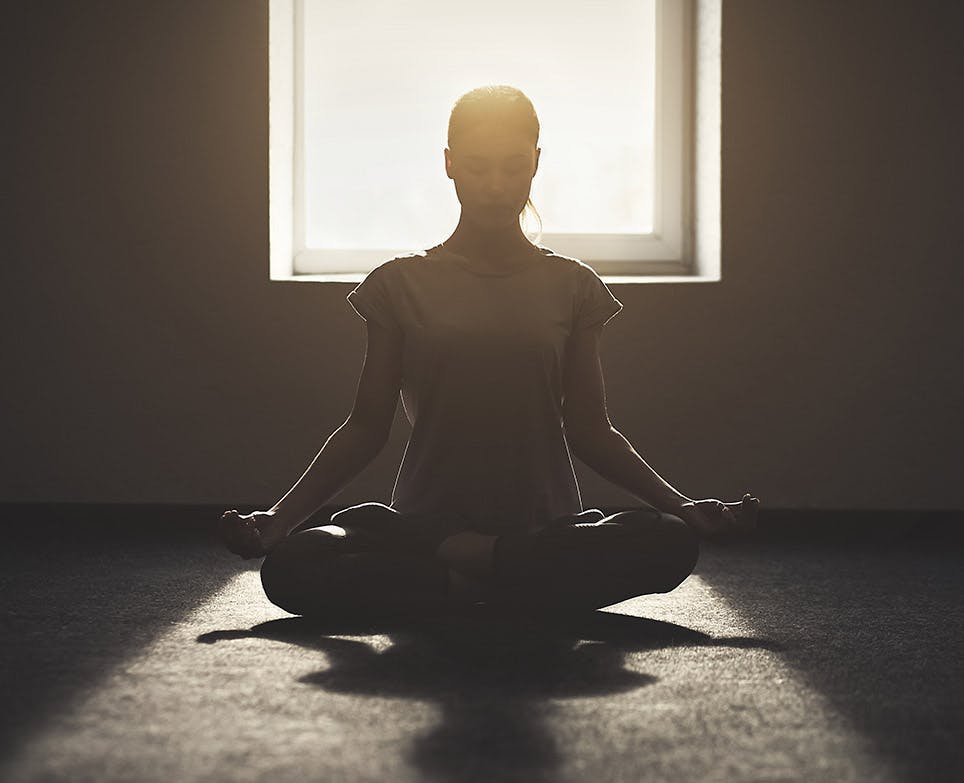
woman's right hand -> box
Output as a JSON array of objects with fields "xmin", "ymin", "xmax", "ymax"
[
  {"xmin": 219, "ymin": 509, "xmax": 292, "ymax": 559},
  {"xmin": 677, "ymin": 493, "xmax": 760, "ymax": 543}
]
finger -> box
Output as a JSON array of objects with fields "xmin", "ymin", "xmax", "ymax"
[
  {"xmin": 724, "ymin": 504, "xmax": 744, "ymax": 525},
  {"xmin": 723, "ymin": 494, "xmax": 758, "ymax": 507},
  {"xmin": 221, "ymin": 511, "xmax": 250, "ymax": 540},
  {"xmin": 739, "ymin": 495, "xmax": 760, "ymax": 531},
  {"xmin": 220, "ymin": 513, "xmax": 248, "ymax": 536},
  {"xmin": 720, "ymin": 505, "xmax": 735, "ymax": 525},
  {"xmin": 691, "ymin": 502, "xmax": 735, "ymax": 537},
  {"xmin": 721, "ymin": 496, "xmax": 756, "ymax": 533},
  {"xmin": 223, "ymin": 518, "xmax": 260, "ymax": 555},
  {"xmin": 743, "ymin": 492, "xmax": 758, "ymax": 513}
]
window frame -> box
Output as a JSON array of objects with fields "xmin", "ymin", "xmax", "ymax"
[{"xmin": 269, "ymin": 0, "xmax": 718, "ymax": 282}]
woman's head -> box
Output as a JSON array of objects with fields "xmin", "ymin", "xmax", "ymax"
[
  {"xmin": 445, "ymin": 85, "xmax": 542, "ymax": 238},
  {"xmin": 447, "ymin": 85, "xmax": 540, "ymax": 152}
]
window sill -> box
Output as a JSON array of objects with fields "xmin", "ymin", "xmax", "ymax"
[{"xmin": 271, "ymin": 271, "xmax": 721, "ymax": 285}]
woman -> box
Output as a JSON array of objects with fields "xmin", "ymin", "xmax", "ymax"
[{"xmin": 221, "ymin": 85, "xmax": 759, "ymax": 617}]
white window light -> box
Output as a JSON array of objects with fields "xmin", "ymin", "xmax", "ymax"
[{"xmin": 270, "ymin": 0, "xmax": 720, "ymax": 282}]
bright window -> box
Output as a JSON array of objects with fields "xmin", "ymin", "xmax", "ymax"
[{"xmin": 270, "ymin": 0, "xmax": 718, "ymax": 280}]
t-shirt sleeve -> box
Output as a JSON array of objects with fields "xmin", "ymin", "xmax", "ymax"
[
  {"xmin": 573, "ymin": 265, "xmax": 623, "ymax": 331},
  {"xmin": 346, "ymin": 261, "xmax": 402, "ymax": 334}
]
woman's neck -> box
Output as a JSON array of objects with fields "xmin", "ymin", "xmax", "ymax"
[{"xmin": 442, "ymin": 218, "xmax": 535, "ymax": 261}]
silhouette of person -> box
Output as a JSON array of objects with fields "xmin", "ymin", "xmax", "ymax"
[{"xmin": 220, "ymin": 85, "xmax": 760, "ymax": 617}]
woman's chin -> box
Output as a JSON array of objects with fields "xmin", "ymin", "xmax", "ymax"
[{"xmin": 469, "ymin": 211, "xmax": 523, "ymax": 230}]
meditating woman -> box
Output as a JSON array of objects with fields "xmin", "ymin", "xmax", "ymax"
[{"xmin": 220, "ymin": 85, "xmax": 760, "ymax": 617}]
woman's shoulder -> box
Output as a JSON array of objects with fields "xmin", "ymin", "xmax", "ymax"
[
  {"xmin": 376, "ymin": 244, "xmax": 595, "ymax": 281},
  {"xmin": 532, "ymin": 245, "xmax": 598, "ymax": 276},
  {"xmin": 366, "ymin": 249, "xmax": 431, "ymax": 277}
]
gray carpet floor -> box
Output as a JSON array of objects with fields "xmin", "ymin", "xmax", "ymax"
[{"xmin": 0, "ymin": 513, "xmax": 960, "ymax": 783}]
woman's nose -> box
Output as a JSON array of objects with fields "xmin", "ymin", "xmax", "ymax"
[
  {"xmin": 479, "ymin": 170, "xmax": 509, "ymax": 190},
  {"xmin": 484, "ymin": 181, "xmax": 510, "ymax": 200}
]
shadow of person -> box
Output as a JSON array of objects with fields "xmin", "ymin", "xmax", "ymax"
[{"xmin": 200, "ymin": 608, "xmax": 779, "ymax": 782}]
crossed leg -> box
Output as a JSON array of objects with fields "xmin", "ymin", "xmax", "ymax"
[
  {"xmin": 480, "ymin": 507, "xmax": 700, "ymax": 612},
  {"xmin": 259, "ymin": 503, "xmax": 699, "ymax": 617}
]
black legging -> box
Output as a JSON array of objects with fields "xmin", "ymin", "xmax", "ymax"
[{"xmin": 259, "ymin": 502, "xmax": 699, "ymax": 617}]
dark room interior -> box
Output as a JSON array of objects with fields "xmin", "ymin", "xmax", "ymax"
[{"xmin": 2, "ymin": 1, "xmax": 962, "ymax": 781}]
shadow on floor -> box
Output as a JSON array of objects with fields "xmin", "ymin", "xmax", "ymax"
[
  {"xmin": 0, "ymin": 520, "xmax": 243, "ymax": 760},
  {"xmin": 200, "ymin": 607, "xmax": 776, "ymax": 782},
  {"xmin": 695, "ymin": 537, "xmax": 964, "ymax": 783}
]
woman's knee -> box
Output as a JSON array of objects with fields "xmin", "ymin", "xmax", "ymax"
[
  {"xmin": 654, "ymin": 514, "xmax": 700, "ymax": 590},
  {"xmin": 329, "ymin": 501, "xmax": 396, "ymax": 527},
  {"xmin": 618, "ymin": 509, "xmax": 700, "ymax": 592},
  {"xmin": 260, "ymin": 528, "xmax": 341, "ymax": 612}
]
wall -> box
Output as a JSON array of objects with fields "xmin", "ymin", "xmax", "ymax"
[{"xmin": 2, "ymin": 1, "xmax": 961, "ymax": 510}]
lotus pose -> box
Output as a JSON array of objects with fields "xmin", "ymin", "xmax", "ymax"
[{"xmin": 221, "ymin": 85, "xmax": 760, "ymax": 617}]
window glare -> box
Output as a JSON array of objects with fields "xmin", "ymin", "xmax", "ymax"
[{"xmin": 303, "ymin": 0, "xmax": 656, "ymax": 250}]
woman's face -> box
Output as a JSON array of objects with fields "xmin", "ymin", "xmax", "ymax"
[{"xmin": 445, "ymin": 120, "xmax": 540, "ymax": 229}]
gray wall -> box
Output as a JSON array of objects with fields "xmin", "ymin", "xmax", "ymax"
[{"xmin": 3, "ymin": 1, "xmax": 961, "ymax": 510}]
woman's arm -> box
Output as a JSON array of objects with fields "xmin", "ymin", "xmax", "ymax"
[
  {"xmin": 567, "ymin": 428, "xmax": 759, "ymax": 539},
  {"xmin": 567, "ymin": 427, "xmax": 692, "ymax": 515},
  {"xmin": 267, "ymin": 418, "xmax": 389, "ymax": 533},
  {"xmin": 563, "ymin": 327, "xmax": 689, "ymax": 514},
  {"xmin": 222, "ymin": 318, "xmax": 404, "ymax": 558},
  {"xmin": 221, "ymin": 418, "xmax": 388, "ymax": 558},
  {"xmin": 561, "ymin": 327, "xmax": 758, "ymax": 538}
]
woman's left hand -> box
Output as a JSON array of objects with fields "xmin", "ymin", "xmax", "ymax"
[
  {"xmin": 677, "ymin": 493, "xmax": 760, "ymax": 542},
  {"xmin": 219, "ymin": 509, "xmax": 291, "ymax": 559}
]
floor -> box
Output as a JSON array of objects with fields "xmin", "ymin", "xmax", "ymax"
[{"xmin": 0, "ymin": 509, "xmax": 961, "ymax": 783}]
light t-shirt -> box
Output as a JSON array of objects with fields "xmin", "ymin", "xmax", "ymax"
[{"xmin": 346, "ymin": 243, "xmax": 623, "ymax": 534}]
